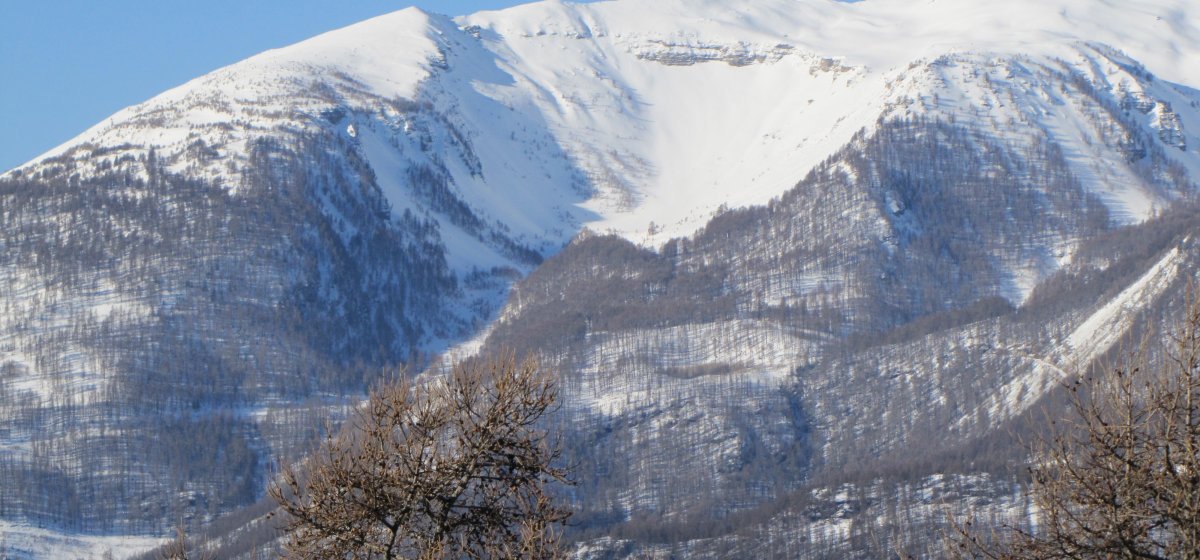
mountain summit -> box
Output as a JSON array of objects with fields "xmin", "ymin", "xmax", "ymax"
[{"xmin": 15, "ymin": 0, "xmax": 1200, "ymax": 247}]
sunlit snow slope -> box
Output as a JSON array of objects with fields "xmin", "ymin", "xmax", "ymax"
[{"xmin": 11, "ymin": 0, "xmax": 1200, "ymax": 251}]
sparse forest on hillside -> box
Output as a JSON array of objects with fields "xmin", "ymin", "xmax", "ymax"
[
  {"xmin": 3, "ymin": 0, "xmax": 1200, "ymax": 557},
  {"xmin": 0, "ymin": 133, "xmax": 472, "ymax": 533}
]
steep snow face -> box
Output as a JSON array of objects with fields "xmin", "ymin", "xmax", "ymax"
[
  {"xmin": 464, "ymin": 0, "xmax": 1200, "ymax": 242},
  {"xmin": 17, "ymin": 11, "xmax": 417, "ymax": 183},
  {"xmin": 8, "ymin": 7, "xmax": 594, "ymax": 283},
  {"xmin": 29, "ymin": 7, "xmax": 441, "ymax": 167},
  {"xmin": 10, "ymin": 0, "xmax": 1200, "ymax": 255},
  {"xmin": 474, "ymin": 0, "xmax": 1200, "ymax": 84},
  {"xmin": 1068, "ymin": 245, "xmax": 1185, "ymax": 365}
]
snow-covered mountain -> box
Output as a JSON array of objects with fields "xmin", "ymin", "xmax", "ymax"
[
  {"xmin": 3, "ymin": 0, "xmax": 1200, "ymax": 557},
  {"xmin": 17, "ymin": 0, "xmax": 1200, "ymax": 248}
]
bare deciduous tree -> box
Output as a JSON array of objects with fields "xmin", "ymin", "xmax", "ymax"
[
  {"xmin": 270, "ymin": 353, "xmax": 571, "ymax": 559},
  {"xmin": 952, "ymin": 300, "xmax": 1200, "ymax": 559},
  {"xmin": 156, "ymin": 521, "xmax": 214, "ymax": 560}
]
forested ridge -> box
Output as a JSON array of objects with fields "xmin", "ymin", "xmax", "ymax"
[{"xmin": 0, "ymin": 132, "xmax": 471, "ymax": 533}]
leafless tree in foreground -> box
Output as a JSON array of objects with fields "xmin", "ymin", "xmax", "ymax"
[
  {"xmin": 270, "ymin": 353, "xmax": 572, "ymax": 559},
  {"xmin": 952, "ymin": 300, "xmax": 1200, "ymax": 559},
  {"xmin": 155, "ymin": 521, "xmax": 214, "ymax": 560}
]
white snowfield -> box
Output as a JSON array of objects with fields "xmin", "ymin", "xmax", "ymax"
[
  {"xmin": 9, "ymin": 0, "xmax": 1200, "ymax": 254},
  {"xmin": 0, "ymin": 520, "xmax": 164, "ymax": 560}
]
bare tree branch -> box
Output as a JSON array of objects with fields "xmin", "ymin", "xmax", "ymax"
[
  {"xmin": 270, "ymin": 353, "xmax": 572, "ymax": 559},
  {"xmin": 951, "ymin": 296, "xmax": 1200, "ymax": 560}
]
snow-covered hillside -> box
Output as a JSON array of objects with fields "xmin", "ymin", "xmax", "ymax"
[
  {"xmin": 11, "ymin": 0, "xmax": 1200, "ymax": 249},
  {"xmin": 4, "ymin": 0, "xmax": 1200, "ymax": 557}
]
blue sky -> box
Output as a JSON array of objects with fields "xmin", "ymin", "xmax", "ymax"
[{"xmin": 0, "ymin": 1, "xmax": 567, "ymax": 172}]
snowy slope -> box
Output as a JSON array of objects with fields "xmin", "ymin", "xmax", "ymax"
[
  {"xmin": 0, "ymin": 521, "xmax": 163, "ymax": 560},
  {"xmin": 10, "ymin": 0, "xmax": 1200, "ymax": 252},
  {"xmin": 460, "ymin": 0, "xmax": 1200, "ymax": 241},
  {"xmin": 4, "ymin": 0, "xmax": 1200, "ymax": 556}
]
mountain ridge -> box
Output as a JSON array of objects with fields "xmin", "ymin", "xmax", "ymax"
[
  {"xmin": 11, "ymin": 0, "xmax": 1200, "ymax": 246},
  {"xmin": 3, "ymin": 0, "xmax": 1200, "ymax": 557}
]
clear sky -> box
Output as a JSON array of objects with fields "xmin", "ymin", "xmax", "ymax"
[{"xmin": 0, "ymin": 0, "xmax": 572, "ymax": 172}]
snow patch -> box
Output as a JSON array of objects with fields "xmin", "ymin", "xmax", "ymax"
[
  {"xmin": 1068, "ymin": 246, "xmax": 1183, "ymax": 365},
  {"xmin": 0, "ymin": 521, "xmax": 163, "ymax": 560}
]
